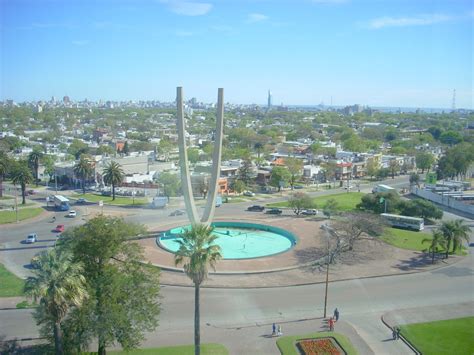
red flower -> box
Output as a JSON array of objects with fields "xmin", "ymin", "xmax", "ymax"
[{"xmin": 297, "ymin": 338, "xmax": 341, "ymax": 355}]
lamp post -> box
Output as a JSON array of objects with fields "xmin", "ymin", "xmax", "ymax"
[
  {"xmin": 14, "ymin": 185, "xmax": 19, "ymax": 223},
  {"xmin": 323, "ymin": 224, "xmax": 331, "ymax": 318}
]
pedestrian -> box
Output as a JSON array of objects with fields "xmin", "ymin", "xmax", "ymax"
[
  {"xmin": 277, "ymin": 324, "xmax": 282, "ymax": 336},
  {"xmin": 334, "ymin": 308, "xmax": 339, "ymax": 322},
  {"xmin": 328, "ymin": 317, "xmax": 334, "ymax": 331},
  {"xmin": 272, "ymin": 323, "xmax": 276, "ymax": 336},
  {"xmin": 392, "ymin": 328, "xmax": 397, "ymax": 340},
  {"xmin": 396, "ymin": 327, "xmax": 401, "ymax": 340}
]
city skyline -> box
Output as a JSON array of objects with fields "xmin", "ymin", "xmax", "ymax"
[{"xmin": 1, "ymin": 0, "xmax": 473, "ymax": 109}]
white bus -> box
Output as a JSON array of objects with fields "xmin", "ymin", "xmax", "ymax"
[
  {"xmin": 381, "ymin": 213, "xmax": 424, "ymax": 231},
  {"xmin": 372, "ymin": 184, "xmax": 396, "ymax": 193}
]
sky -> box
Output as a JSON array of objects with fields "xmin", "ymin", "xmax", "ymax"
[{"xmin": 0, "ymin": 0, "xmax": 473, "ymax": 108}]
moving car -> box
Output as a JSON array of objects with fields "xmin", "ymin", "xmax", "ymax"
[
  {"xmin": 302, "ymin": 209, "xmax": 318, "ymax": 216},
  {"xmin": 76, "ymin": 198, "xmax": 87, "ymax": 204},
  {"xmin": 170, "ymin": 209, "xmax": 185, "ymax": 216},
  {"xmin": 25, "ymin": 233, "xmax": 37, "ymax": 244},
  {"xmin": 54, "ymin": 224, "xmax": 65, "ymax": 233},
  {"xmin": 243, "ymin": 191, "xmax": 255, "ymax": 197},
  {"xmin": 68, "ymin": 210, "xmax": 77, "ymax": 218},
  {"xmin": 247, "ymin": 205, "xmax": 265, "ymax": 212},
  {"xmin": 266, "ymin": 208, "xmax": 283, "ymax": 215}
]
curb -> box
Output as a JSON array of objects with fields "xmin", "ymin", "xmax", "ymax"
[{"xmin": 380, "ymin": 315, "xmax": 420, "ymax": 354}]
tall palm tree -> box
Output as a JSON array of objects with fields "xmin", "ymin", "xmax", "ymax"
[
  {"xmin": 440, "ymin": 221, "xmax": 456, "ymax": 259},
  {"xmin": 174, "ymin": 224, "xmax": 222, "ymax": 355},
  {"xmin": 28, "ymin": 150, "xmax": 43, "ymax": 187},
  {"xmin": 103, "ymin": 161, "xmax": 124, "ymax": 201},
  {"xmin": 451, "ymin": 219, "xmax": 471, "ymax": 253},
  {"xmin": 422, "ymin": 230, "xmax": 447, "ymax": 264},
  {"xmin": 74, "ymin": 155, "xmax": 93, "ymax": 195},
  {"xmin": 0, "ymin": 151, "xmax": 10, "ymax": 198},
  {"xmin": 25, "ymin": 249, "xmax": 88, "ymax": 355},
  {"xmin": 12, "ymin": 160, "xmax": 33, "ymax": 204}
]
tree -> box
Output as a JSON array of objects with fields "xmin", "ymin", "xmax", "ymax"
[
  {"xmin": 415, "ymin": 152, "xmax": 434, "ymax": 173},
  {"xmin": 357, "ymin": 192, "xmax": 399, "ymax": 214},
  {"xmin": 0, "ymin": 151, "xmax": 10, "ymax": 198},
  {"xmin": 366, "ymin": 159, "xmax": 378, "ymax": 180},
  {"xmin": 270, "ymin": 166, "xmax": 291, "ymax": 192},
  {"xmin": 451, "ymin": 219, "xmax": 471, "ymax": 253},
  {"xmin": 11, "ymin": 160, "xmax": 33, "ymax": 204},
  {"xmin": 439, "ymin": 130, "xmax": 463, "ymax": 146},
  {"xmin": 58, "ymin": 216, "xmax": 160, "ymax": 354},
  {"xmin": 388, "ymin": 159, "xmax": 399, "ymax": 179},
  {"xmin": 331, "ymin": 212, "xmax": 385, "ymax": 250},
  {"xmin": 42, "ymin": 154, "xmax": 56, "ymax": 184},
  {"xmin": 288, "ymin": 192, "xmax": 314, "ymax": 215},
  {"xmin": 68, "ymin": 139, "xmax": 89, "ymax": 159},
  {"xmin": 28, "ymin": 149, "xmax": 43, "ymax": 186},
  {"xmin": 440, "ymin": 221, "xmax": 456, "ymax": 259},
  {"xmin": 237, "ymin": 156, "xmax": 254, "ymax": 186},
  {"xmin": 232, "ymin": 179, "xmax": 246, "ymax": 195},
  {"xmin": 254, "ymin": 142, "xmax": 264, "ymax": 167},
  {"xmin": 25, "ymin": 249, "xmax": 88, "ymax": 355},
  {"xmin": 422, "ymin": 230, "xmax": 447, "ymax": 264},
  {"xmin": 399, "ymin": 199, "xmax": 443, "ymax": 220},
  {"xmin": 174, "ymin": 224, "xmax": 222, "ymax": 355},
  {"xmin": 74, "ymin": 155, "xmax": 94, "ymax": 195},
  {"xmin": 122, "ymin": 141, "xmax": 130, "ymax": 155},
  {"xmin": 157, "ymin": 172, "xmax": 181, "ymax": 197},
  {"xmin": 323, "ymin": 199, "xmax": 338, "ymax": 219},
  {"xmin": 285, "ymin": 157, "xmax": 303, "ymax": 189},
  {"xmin": 103, "ymin": 161, "xmax": 124, "ymax": 201},
  {"xmin": 187, "ymin": 148, "xmax": 200, "ymax": 164},
  {"xmin": 409, "ymin": 173, "xmax": 420, "ymax": 187},
  {"xmin": 322, "ymin": 161, "xmax": 337, "ymax": 186}
]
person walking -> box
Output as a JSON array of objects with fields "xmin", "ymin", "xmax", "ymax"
[
  {"xmin": 277, "ymin": 324, "xmax": 282, "ymax": 336},
  {"xmin": 272, "ymin": 323, "xmax": 276, "ymax": 336},
  {"xmin": 334, "ymin": 308, "xmax": 339, "ymax": 322},
  {"xmin": 328, "ymin": 317, "xmax": 334, "ymax": 331}
]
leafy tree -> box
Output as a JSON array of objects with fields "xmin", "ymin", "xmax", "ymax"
[
  {"xmin": 42, "ymin": 154, "xmax": 56, "ymax": 183},
  {"xmin": 427, "ymin": 126, "xmax": 442, "ymax": 140},
  {"xmin": 232, "ymin": 179, "xmax": 246, "ymax": 195},
  {"xmin": 376, "ymin": 168, "xmax": 390, "ymax": 180},
  {"xmin": 322, "ymin": 161, "xmax": 337, "ymax": 186},
  {"xmin": 122, "ymin": 141, "xmax": 130, "ymax": 155},
  {"xmin": 388, "ymin": 159, "xmax": 399, "ymax": 179},
  {"xmin": 357, "ymin": 192, "xmax": 399, "ymax": 214},
  {"xmin": 74, "ymin": 155, "xmax": 94, "ymax": 195},
  {"xmin": 28, "ymin": 148, "xmax": 43, "ymax": 186},
  {"xmin": 254, "ymin": 142, "xmax": 264, "ymax": 167},
  {"xmin": 422, "ymin": 230, "xmax": 447, "ymax": 264},
  {"xmin": 103, "ymin": 161, "xmax": 124, "ymax": 201},
  {"xmin": 415, "ymin": 152, "xmax": 434, "ymax": 173},
  {"xmin": 25, "ymin": 249, "xmax": 88, "ymax": 355},
  {"xmin": 439, "ymin": 130, "xmax": 463, "ymax": 145},
  {"xmin": 0, "ymin": 151, "xmax": 11, "ymax": 198},
  {"xmin": 11, "ymin": 160, "xmax": 33, "ymax": 204},
  {"xmin": 58, "ymin": 216, "xmax": 160, "ymax": 355},
  {"xmin": 366, "ymin": 160, "xmax": 378, "ymax": 180},
  {"xmin": 288, "ymin": 192, "xmax": 314, "ymax": 215},
  {"xmin": 97, "ymin": 145, "xmax": 114, "ymax": 156},
  {"xmin": 409, "ymin": 173, "xmax": 420, "ymax": 187},
  {"xmin": 270, "ymin": 166, "xmax": 291, "ymax": 192},
  {"xmin": 174, "ymin": 224, "xmax": 222, "ymax": 355},
  {"xmin": 237, "ymin": 156, "xmax": 254, "ymax": 186},
  {"xmin": 399, "ymin": 199, "xmax": 443, "ymax": 220},
  {"xmin": 187, "ymin": 148, "xmax": 200, "ymax": 164},
  {"xmin": 323, "ymin": 198, "xmax": 338, "ymax": 219},
  {"xmin": 157, "ymin": 171, "xmax": 181, "ymax": 197},
  {"xmin": 285, "ymin": 157, "xmax": 303, "ymax": 189},
  {"xmin": 68, "ymin": 139, "xmax": 89, "ymax": 159}
]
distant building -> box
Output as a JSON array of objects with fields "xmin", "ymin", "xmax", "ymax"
[
  {"xmin": 267, "ymin": 90, "xmax": 272, "ymax": 110},
  {"xmin": 63, "ymin": 96, "xmax": 71, "ymax": 104}
]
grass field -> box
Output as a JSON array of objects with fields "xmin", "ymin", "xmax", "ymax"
[
  {"xmin": 268, "ymin": 192, "xmax": 365, "ymax": 211},
  {"xmin": 0, "ymin": 263, "xmax": 25, "ymax": 297},
  {"xmin": 400, "ymin": 317, "xmax": 474, "ymax": 355},
  {"xmin": 74, "ymin": 193, "xmax": 148, "ymax": 206},
  {"xmin": 0, "ymin": 207, "xmax": 43, "ymax": 224},
  {"xmin": 276, "ymin": 332, "xmax": 357, "ymax": 355},
  {"xmin": 109, "ymin": 344, "xmax": 228, "ymax": 355}
]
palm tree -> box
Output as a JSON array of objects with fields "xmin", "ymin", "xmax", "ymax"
[
  {"xmin": 28, "ymin": 150, "xmax": 43, "ymax": 186},
  {"xmin": 25, "ymin": 249, "xmax": 88, "ymax": 355},
  {"xmin": 174, "ymin": 224, "xmax": 222, "ymax": 355},
  {"xmin": 451, "ymin": 219, "xmax": 471, "ymax": 253},
  {"xmin": 422, "ymin": 230, "xmax": 447, "ymax": 264},
  {"xmin": 440, "ymin": 221, "xmax": 456, "ymax": 259},
  {"xmin": 103, "ymin": 161, "xmax": 124, "ymax": 201},
  {"xmin": 254, "ymin": 142, "xmax": 264, "ymax": 168},
  {"xmin": 11, "ymin": 160, "xmax": 33, "ymax": 204},
  {"xmin": 0, "ymin": 151, "xmax": 10, "ymax": 198},
  {"xmin": 74, "ymin": 155, "xmax": 93, "ymax": 195}
]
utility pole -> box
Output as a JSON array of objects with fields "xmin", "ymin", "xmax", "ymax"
[
  {"xmin": 323, "ymin": 226, "xmax": 330, "ymax": 318},
  {"xmin": 55, "ymin": 174, "xmax": 58, "ymax": 194},
  {"xmin": 14, "ymin": 185, "xmax": 19, "ymax": 223}
]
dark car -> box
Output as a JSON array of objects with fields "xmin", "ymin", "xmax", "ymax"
[
  {"xmin": 247, "ymin": 205, "xmax": 265, "ymax": 212},
  {"xmin": 266, "ymin": 208, "xmax": 283, "ymax": 215},
  {"xmin": 170, "ymin": 209, "xmax": 185, "ymax": 216}
]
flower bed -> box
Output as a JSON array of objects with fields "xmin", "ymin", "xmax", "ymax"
[{"xmin": 296, "ymin": 337, "xmax": 346, "ymax": 355}]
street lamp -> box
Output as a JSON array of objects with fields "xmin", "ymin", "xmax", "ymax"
[
  {"xmin": 14, "ymin": 185, "xmax": 19, "ymax": 223},
  {"xmin": 322, "ymin": 224, "xmax": 331, "ymax": 318}
]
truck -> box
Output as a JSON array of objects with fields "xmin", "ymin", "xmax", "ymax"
[
  {"xmin": 151, "ymin": 196, "xmax": 168, "ymax": 209},
  {"xmin": 372, "ymin": 184, "xmax": 396, "ymax": 194},
  {"xmin": 53, "ymin": 195, "xmax": 70, "ymax": 211},
  {"xmin": 215, "ymin": 195, "xmax": 222, "ymax": 207}
]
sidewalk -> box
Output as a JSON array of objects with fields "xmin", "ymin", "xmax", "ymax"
[{"xmin": 0, "ymin": 297, "xmax": 26, "ymax": 310}]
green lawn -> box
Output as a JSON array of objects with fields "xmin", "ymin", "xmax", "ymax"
[
  {"xmin": 0, "ymin": 263, "xmax": 25, "ymax": 297},
  {"xmin": 277, "ymin": 332, "xmax": 358, "ymax": 355},
  {"xmin": 0, "ymin": 207, "xmax": 43, "ymax": 224},
  {"xmin": 400, "ymin": 317, "xmax": 474, "ymax": 355},
  {"xmin": 0, "ymin": 196, "xmax": 13, "ymax": 200},
  {"xmin": 109, "ymin": 343, "xmax": 228, "ymax": 355},
  {"xmin": 74, "ymin": 193, "xmax": 148, "ymax": 206},
  {"xmin": 268, "ymin": 192, "xmax": 365, "ymax": 211}
]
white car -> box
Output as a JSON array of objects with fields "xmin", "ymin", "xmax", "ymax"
[
  {"xmin": 302, "ymin": 209, "xmax": 318, "ymax": 216},
  {"xmin": 26, "ymin": 233, "xmax": 37, "ymax": 244},
  {"xmin": 243, "ymin": 191, "xmax": 255, "ymax": 197},
  {"xmin": 68, "ymin": 210, "xmax": 77, "ymax": 218}
]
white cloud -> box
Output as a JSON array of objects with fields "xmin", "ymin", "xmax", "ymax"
[
  {"xmin": 72, "ymin": 40, "xmax": 89, "ymax": 46},
  {"xmin": 368, "ymin": 14, "xmax": 453, "ymax": 29},
  {"xmin": 162, "ymin": 1, "xmax": 213, "ymax": 16},
  {"xmin": 247, "ymin": 13, "xmax": 269, "ymax": 23}
]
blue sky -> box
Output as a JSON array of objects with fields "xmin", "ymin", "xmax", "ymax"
[{"xmin": 1, "ymin": 0, "xmax": 472, "ymax": 108}]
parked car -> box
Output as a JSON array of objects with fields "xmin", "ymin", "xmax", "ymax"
[
  {"xmin": 26, "ymin": 189, "xmax": 36, "ymax": 195},
  {"xmin": 293, "ymin": 185, "xmax": 304, "ymax": 189},
  {"xmin": 25, "ymin": 233, "xmax": 37, "ymax": 244},
  {"xmin": 344, "ymin": 185, "xmax": 354, "ymax": 190},
  {"xmin": 76, "ymin": 198, "xmax": 87, "ymax": 204},
  {"xmin": 170, "ymin": 209, "xmax": 185, "ymax": 216},
  {"xmin": 68, "ymin": 210, "xmax": 77, "ymax": 218},
  {"xmin": 302, "ymin": 209, "xmax": 318, "ymax": 216},
  {"xmin": 54, "ymin": 224, "xmax": 65, "ymax": 233},
  {"xmin": 243, "ymin": 191, "xmax": 255, "ymax": 197},
  {"xmin": 266, "ymin": 208, "xmax": 283, "ymax": 215},
  {"xmin": 247, "ymin": 205, "xmax": 265, "ymax": 212}
]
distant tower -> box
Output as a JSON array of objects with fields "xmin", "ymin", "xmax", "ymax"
[
  {"xmin": 452, "ymin": 89, "xmax": 456, "ymax": 111},
  {"xmin": 267, "ymin": 90, "xmax": 272, "ymax": 110}
]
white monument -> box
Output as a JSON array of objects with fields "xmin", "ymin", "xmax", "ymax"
[{"xmin": 176, "ymin": 87, "xmax": 224, "ymax": 225}]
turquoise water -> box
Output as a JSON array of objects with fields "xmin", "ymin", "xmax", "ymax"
[{"xmin": 159, "ymin": 223, "xmax": 296, "ymax": 259}]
